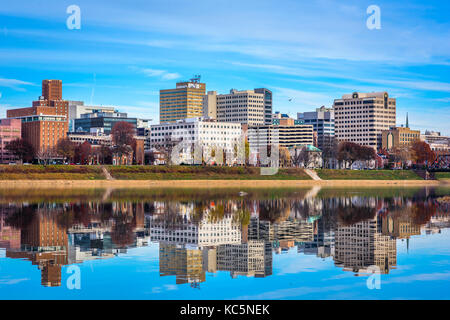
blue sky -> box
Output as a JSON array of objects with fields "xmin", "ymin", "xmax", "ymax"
[{"xmin": 0, "ymin": 0, "xmax": 449, "ymax": 134}]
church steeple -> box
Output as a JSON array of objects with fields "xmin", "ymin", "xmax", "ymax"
[{"xmin": 406, "ymin": 112, "xmax": 409, "ymax": 128}]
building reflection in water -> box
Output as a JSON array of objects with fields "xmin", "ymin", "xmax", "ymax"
[{"xmin": 0, "ymin": 187, "xmax": 449, "ymax": 288}]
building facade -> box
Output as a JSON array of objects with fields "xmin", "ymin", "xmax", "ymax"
[
  {"xmin": 247, "ymin": 118, "xmax": 314, "ymax": 150},
  {"xmin": 7, "ymin": 80, "xmax": 69, "ymax": 154},
  {"xmin": 160, "ymin": 78, "xmax": 206, "ymax": 123},
  {"xmin": 217, "ymin": 240, "xmax": 273, "ymax": 278},
  {"xmin": 421, "ymin": 130, "xmax": 450, "ymax": 145},
  {"xmin": 68, "ymin": 101, "xmax": 116, "ymax": 132},
  {"xmin": 149, "ymin": 118, "xmax": 242, "ymax": 165},
  {"xmin": 382, "ymin": 126, "xmax": 421, "ymax": 150},
  {"xmin": 202, "ymin": 91, "xmax": 217, "ymax": 119},
  {"xmin": 74, "ymin": 110, "xmax": 137, "ymax": 135},
  {"xmin": 254, "ymin": 88, "xmax": 273, "ymax": 125},
  {"xmin": 333, "ymin": 92, "xmax": 396, "ymax": 149},
  {"xmin": 297, "ymin": 106, "xmax": 335, "ymax": 150},
  {"xmin": 0, "ymin": 119, "xmax": 22, "ymax": 163},
  {"xmin": 216, "ymin": 89, "xmax": 266, "ymax": 126},
  {"xmin": 334, "ymin": 217, "xmax": 397, "ymax": 274}
]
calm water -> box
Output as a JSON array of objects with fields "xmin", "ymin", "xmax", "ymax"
[{"xmin": 0, "ymin": 187, "xmax": 449, "ymax": 300}]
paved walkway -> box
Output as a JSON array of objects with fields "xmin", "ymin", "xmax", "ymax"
[
  {"xmin": 304, "ymin": 169, "xmax": 322, "ymax": 180},
  {"xmin": 101, "ymin": 166, "xmax": 114, "ymax": 180}
]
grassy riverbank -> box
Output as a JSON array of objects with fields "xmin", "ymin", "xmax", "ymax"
[
  {"xmin": 0, "ymin": 165, "xmax": 442, "ymax": 182},
  {"xmin": 106, "ymin": 165, "xmax": 312, "ymax": 180},
  {"xmin": 315, "ymin": 169, "xmax": 422, "ymax": 180},
  {"xmin": 435, "ymin": 172, "xmax": 450, "ymax": 180},
  {"xmin": 0, "ymin": 165, "xmax": 312, "ymax": 180},
  {"xmin": 0, "ymin": 165, "xmax": 104, "ymax": 180}
]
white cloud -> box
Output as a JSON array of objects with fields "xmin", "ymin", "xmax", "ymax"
[{"xmin": 134, "ymin": 67, "xmax": 181, "ymax": 81}]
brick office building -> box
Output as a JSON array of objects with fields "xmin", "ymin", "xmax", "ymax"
[{"xmin": 7, "ymin": 80, "xmax": 69, "ymax": 156}]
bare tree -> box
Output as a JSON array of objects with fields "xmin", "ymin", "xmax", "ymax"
[
  {"xmin": 5, "ymin": 138, "xmax": 35, "ymax": 163},
  {"xmin": 111, "ymin": 121, "xmax": 136, "ymax": 161},
  {"xmin": 291, "ymin": 146, "xmax": 310, "ymax": 168},
  {"xmin": 279, "ymin": 146, "xmax": 291, "ymax": 167},
  {"xmin": 56, "ymin": 138, "xmax": 76, "ymax": 163},
  {"xmin": 321, "ymin": 137, "xmax": 338, "ymax": 168}
]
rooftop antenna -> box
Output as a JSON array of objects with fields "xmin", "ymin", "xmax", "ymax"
[{"xmin": 190, "ymin": 75, "xmax": 201, "ymax": 83}]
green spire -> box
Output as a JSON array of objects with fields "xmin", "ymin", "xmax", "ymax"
[{"xmin": 406, "ymin": 112, "xmax": 409, "ymax": 128}]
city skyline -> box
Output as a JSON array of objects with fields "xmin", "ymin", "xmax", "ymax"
[{"xmin": 0, "ymin": 0, "xmax": 449, "ymax": 135}]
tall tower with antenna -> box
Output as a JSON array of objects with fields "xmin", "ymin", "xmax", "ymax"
[{"xmin": 160, "ymin": 74, "xmax": 206, "ymax": 123}]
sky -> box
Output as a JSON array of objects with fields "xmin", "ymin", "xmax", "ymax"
[{"xmin": 0, "ymin": 0, "xmax": 449, "ymax": 134}]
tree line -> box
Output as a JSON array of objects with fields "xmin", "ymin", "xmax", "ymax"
[{"xmin": 5, "ymin": 121, "xmax": 139, "ymax": 165}]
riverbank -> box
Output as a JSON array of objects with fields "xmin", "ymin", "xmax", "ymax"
[
  {"xmin": 0, "ymin": 179, "xmax": 445, "ymax": 189},
  {"xmin": 1, "ymin": 165, "xmax": 448, "ymax": 187},
  {"xmin": 0, "ymin": 165, "xmax": 311, "ymax": 180}
]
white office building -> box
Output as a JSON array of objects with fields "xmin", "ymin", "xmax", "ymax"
[{"xmin": 149, "ymin": 117, "xmax": 243, "ymax": 165}]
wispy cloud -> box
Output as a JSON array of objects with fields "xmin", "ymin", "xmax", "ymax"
[
  {"xmin": 383, "ymin": 272, "xmax": 450, "ymax": 284},
  {"xmin": 131, "ymin": 67, "xmax": 181, "ymax": 80},
  {"xmin": 0, "ymin": 278, "xmax": 30, "ymax": 285},
  {"xmin": 0, "ymin": 78, "xmax": 35, "ymax": 91}
]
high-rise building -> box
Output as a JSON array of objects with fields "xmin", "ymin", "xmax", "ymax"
[
  {"xmin": 297, "ymin": 106, "xmax": 335, "ymax": 150},
  {"xmin": 254, "ymin": 88, "xmax": 273, "ymax": 125},
  {"xmin": 333, "ymin": 92, "xmax": 396, "ymax": 149},
  {"xmin": 7, "ymin": 80, "xmax": 69, "ymax": 154},
  {"xmin": 216, "ymin": 89, "xmax": 266, "ymax": 126},
  {"xmin": 160, "ymin": 77, "xmax": 206, "ymax": 123}
]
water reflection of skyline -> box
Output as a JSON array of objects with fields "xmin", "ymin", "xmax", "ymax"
[{"xmin": 0, "ymin": 188, "xmax": 449, "ymax": 288}]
